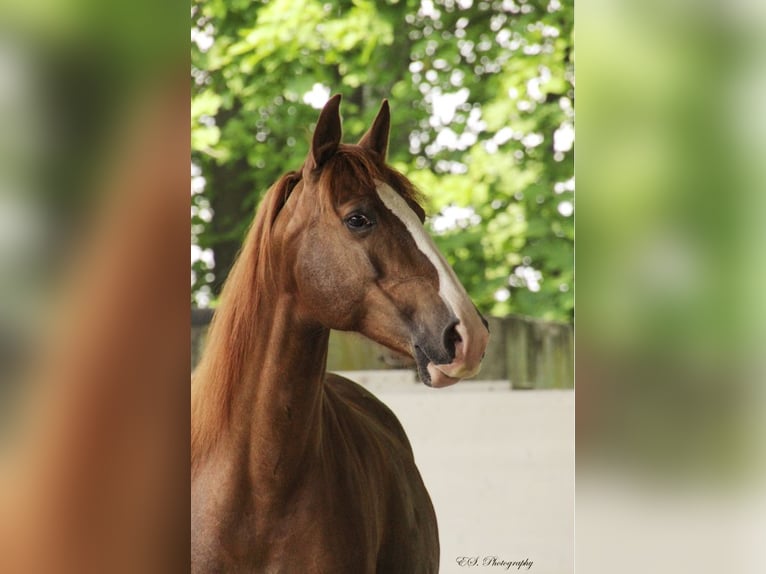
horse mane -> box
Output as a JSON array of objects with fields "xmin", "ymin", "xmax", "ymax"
[
  {"xmin": 191, "ymin": 169, "xmax": 300, "ymax": 466},
  {"xmin": 191, "ymin": 145, "xmax": 424, "ymax": 467}
]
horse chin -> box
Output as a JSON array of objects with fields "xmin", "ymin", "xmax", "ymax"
[
  {"xmin": 414, "ymin": 346, "xmax": 461, "ymax": 388},
  {"xmin": 426, "ymin": 364, "xmax": 461, "ymax": 388}
]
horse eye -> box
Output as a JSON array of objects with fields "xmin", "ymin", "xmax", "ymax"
[{"xmin": 345, "ymin": 213, "xmax": 374, "ymax": 230}]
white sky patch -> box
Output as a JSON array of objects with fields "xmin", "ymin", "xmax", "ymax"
[
  {"xmin": 493, "ymin": 126, "xmax": 515, "ymax": 146},
  {"xmin": 430, "ymin": 87, "xmax": 470, "ymax": 125},
  {"xmin": 192, "ymin": 174, "xmax": 206, "ymax": 195},
  {"xmin": 449, "ymin": 68, "xmax": 465, "ymax": 87},
  {"xmin": 554, "ymin": 177, "xmax": 575, "ymax": 194},
  {"xmin": 554, "ymin": 121, "xmax": 575, "ymax": 152},
  {"xmin": 434, "ymin": 127, "xmax": 477, "ymax": 151},
  {"xmin": 510, "ymin": 265, "xmax": 542, "ymax": 293},
  {"xmin": 435, "ymin": 160, "xmax": 468, "ymax": 174},
  {"xmin": 193, "ymin": 285, "xmax": 212, "ymax": 308},
  {"xmin": 302, "ymin": 83, "xmax": 331, "ymax": 109},
  {"xmin": 523, "ymin": 44, "xmax": 541, "ymax": 55},
  {"xmin": 557, "ymin": 200, "xmax": 574, "ymax": 217},
  {"xmin": 496, "ymin": 28, "xmax": 511, "ymax": 47},
  {"xmin": 191, "ymin": 191, "xmax": 213, "ymax": 223},
  {"xmin": 522, "ymin": 132, "xmax": 544, "ymax": 148},
  {"xmin": 494, "ymin": 288, "xmax": 511, "ymax": 302},
  {"xmin": 466, "ymin": 107, "xmax": 486, "ymax": 132},
  {"xmin": 426, "ymin": 94, "xmax": 486, "ymax": 154},
  {"xmin": 527, "ymin": 66, "xmax": 551, "ymax": 103},
  {"xmin": 434, "ymin": 128, "xmax": 458, "ymax": 147},
  {"xmin": 431, "ymin": 205, "xmax": 481, "ymax": 233},
  {"xmin": 419, "ymin": 0, "xmax": 438, "ymax": 18},
  {"xmin": 517, "ymin": 100, "xmax": 533, "ymax": 112},
  {"xmin": 526, "ymin": 77, "xmax": 544, "ymax": 102},
  {"xmin": 191, "ymin": 25, "xmax": 214, "ymax": 52},
  {"xmin": 197, "ymin": 205, "xmax": 213, "ymax": 222},
  {"xmin": 191, "ymin": 244, "xmax": 215, "ymax": 269},
  {"xmin": 547, "ymin": 0, "xmax": 562, "ymax": 12}
]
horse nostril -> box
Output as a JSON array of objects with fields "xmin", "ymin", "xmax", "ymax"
[{"xmin": 442, "ymin": 320, "xmax": 461, "ymax": 360}]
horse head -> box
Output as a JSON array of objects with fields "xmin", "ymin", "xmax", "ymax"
[{"xmin": 272, "ymin": 94, "xmax": 489, "ymax": 387}]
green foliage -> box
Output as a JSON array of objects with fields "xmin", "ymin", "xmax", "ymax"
[{"xmin": 191, "ymin": 0, "xmax": 574, "ymax": 322}]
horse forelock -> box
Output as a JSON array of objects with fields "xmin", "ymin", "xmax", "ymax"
[{"xmin": 316, "ymin": 145, "xmax": 426, "ymax": 222}]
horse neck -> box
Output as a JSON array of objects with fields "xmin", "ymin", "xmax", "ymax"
[
  {"xmin": 193, "ymin": 289, "xmax": 330, "ymax": 492},
  {"xmin": 241, "ymin": 295, "xmax": 330, "ymax": 486}
]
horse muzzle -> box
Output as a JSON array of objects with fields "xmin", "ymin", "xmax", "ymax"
[{"xmin": 414, "ymin": 318, "xmax": 489, "ymax": 388}]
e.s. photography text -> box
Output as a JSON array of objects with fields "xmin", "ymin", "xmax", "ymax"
[{"xmin": 456, "ymin": 555, "xmax": 534, "ymax": 570}]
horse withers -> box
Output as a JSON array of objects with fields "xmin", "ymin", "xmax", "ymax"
[{"xmin": 191, "ymin": 95, "xmax": 489, "ymax": 573}]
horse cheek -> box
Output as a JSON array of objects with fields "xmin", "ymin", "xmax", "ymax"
[{"xmin": 295, "ymin": 240, "xmax": 365, "ymax": 329}]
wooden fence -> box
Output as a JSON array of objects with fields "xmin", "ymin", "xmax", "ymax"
[{"xmin": 191, "ymin": 309, "xmax": 573, "ymax": 389}]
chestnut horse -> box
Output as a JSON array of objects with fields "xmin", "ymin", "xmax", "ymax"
[{"xmin": 191, "ymin": 95, "xmax": 489, "ymax": 573}]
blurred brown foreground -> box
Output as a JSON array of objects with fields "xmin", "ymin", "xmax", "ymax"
[{"xmin": 0, "ymin": 3, "xmax": 190, "ymax": 570}]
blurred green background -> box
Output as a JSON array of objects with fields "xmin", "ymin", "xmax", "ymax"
[
  {"xmin": 191, "ymin": 0, "xmax": 575, "ymax": 322},
  {"xmin": 576, "ymin": 1, "xmax": 765, "ymax": 572},
  {"xmin": 576, "ymin": 0, "xmax": 764, "ymax": 478}
]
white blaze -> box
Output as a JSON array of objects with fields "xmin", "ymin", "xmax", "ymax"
[{"xmin": 375, "ymin": 181, "xmax": 487, "ymax": 379}]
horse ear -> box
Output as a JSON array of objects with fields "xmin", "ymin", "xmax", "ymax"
[
  {"xmin": 307, "ymin": 94, "xmax": 342, "ymax": 172},
  {"xmin": 358, "ymin": 99, "xmax": 390, "ymax": 160}
]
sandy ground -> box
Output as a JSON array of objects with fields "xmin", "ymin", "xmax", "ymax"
[{"xmin": 338, "ymin": 371, "xmax": 574, "ymax": 574}]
